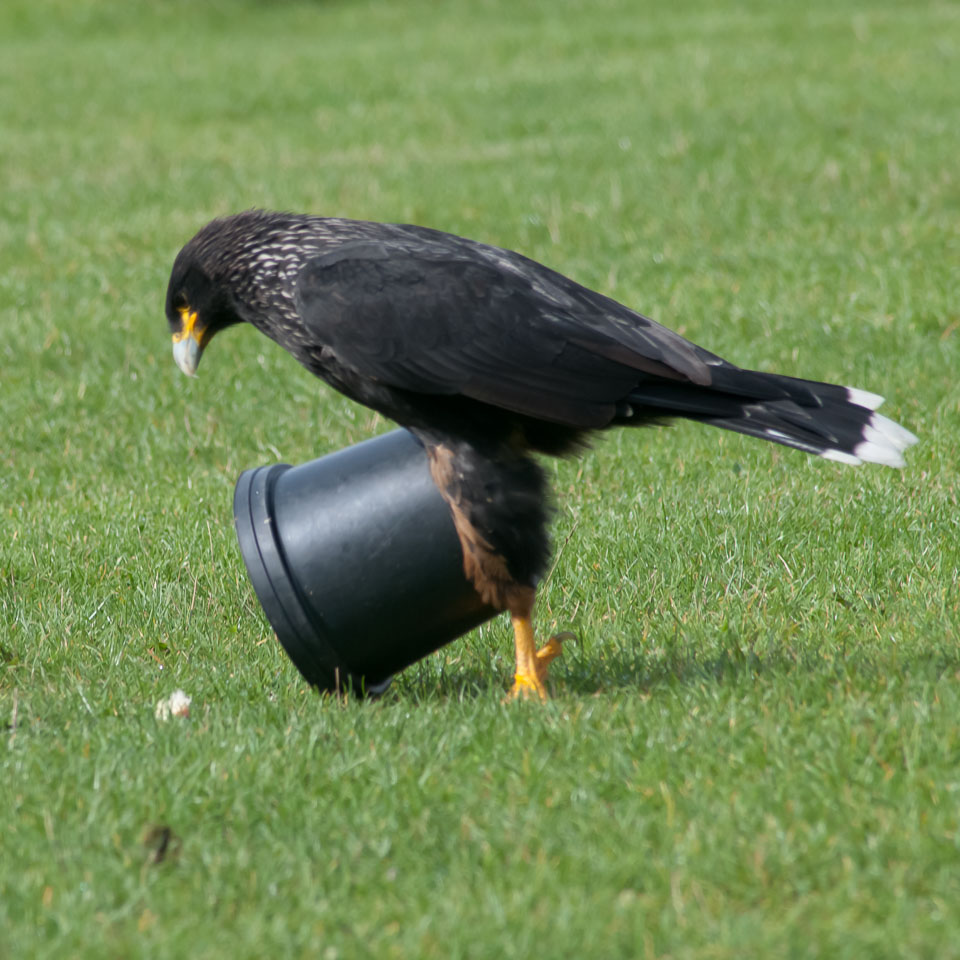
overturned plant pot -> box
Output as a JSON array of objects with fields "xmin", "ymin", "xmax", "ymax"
[{"xmin": 233, "ymin": 428, "xmax": 497, "ymax": 695}]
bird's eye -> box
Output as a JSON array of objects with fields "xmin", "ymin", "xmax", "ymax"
[{"xmin": 174, "ymin": 291, "xmax": 189, "ymax": 313}]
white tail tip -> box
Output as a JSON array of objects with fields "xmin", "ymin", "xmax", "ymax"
[{"xmin": 845, "ymin": 386, "xmax": 885, "ymax": 411}]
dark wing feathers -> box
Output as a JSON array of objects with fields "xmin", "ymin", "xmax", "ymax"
[
  {"xmin": 294, "ymin": 239, "xmax": 714, "ymax": 428},
  {"xmin": 387, "ymin": 223, "xmax": 713, "ymax": 383}
]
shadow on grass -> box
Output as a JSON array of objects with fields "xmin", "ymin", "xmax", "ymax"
[{"xmin": 388, "ymin": 640, "xmax": 960, "ymax": 704}]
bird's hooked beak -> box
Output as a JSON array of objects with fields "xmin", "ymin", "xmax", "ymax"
[{"xmin": 172, "ymin": 307, "xmax": 210, "ymax": 377}]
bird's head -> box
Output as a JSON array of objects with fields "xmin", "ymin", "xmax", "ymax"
[
  {"xmin": 165, "ymin": 247, "xmax": 243, "ymax": 378},
  {"xmin": 166, "ymin": 211, "xmax": 327, "ymax": 377}
]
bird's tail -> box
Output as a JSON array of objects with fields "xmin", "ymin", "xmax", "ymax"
[{"xmin": 626, "ymin": 367, "xmax": 918, "ymax": 467}]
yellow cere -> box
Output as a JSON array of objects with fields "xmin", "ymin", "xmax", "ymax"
[{"xmin": 172, "ymin": 307, "xmax": 204, "ymax": 345}]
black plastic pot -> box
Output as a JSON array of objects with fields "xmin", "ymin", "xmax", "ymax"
[{"xmin": 233, "ymin": 429, "xmax": 497, "ymax": 695}]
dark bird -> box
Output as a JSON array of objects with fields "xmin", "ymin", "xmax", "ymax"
[{"xmin": 166, "ymin": 210, "xmax": 917, "ymax": 698}]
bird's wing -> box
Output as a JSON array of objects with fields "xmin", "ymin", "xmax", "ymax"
[{"xmin": 295, "ymin": 239, "xmax": 713, "ymax": 428}]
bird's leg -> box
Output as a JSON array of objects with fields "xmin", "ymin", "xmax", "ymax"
[
  {"xmin": 421, "ymin": 438, "xmax": 565, "ymax": 698},
  {"xmin": 508, "ymin": 614, "xmax": 567, "ymax": 700}
]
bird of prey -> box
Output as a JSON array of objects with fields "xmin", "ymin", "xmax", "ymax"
[{"xmin": 166, "ymin": 210, "xmax": 917, "ymax": 698}]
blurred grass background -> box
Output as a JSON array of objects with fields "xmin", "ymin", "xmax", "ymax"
[{"xmin": 2, "ymin": 0, "xmax": 959, "ymax": 956}]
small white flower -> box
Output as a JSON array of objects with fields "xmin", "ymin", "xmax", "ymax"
[{"xmin": 155, "ymin": 689, "xmax": 192, "ymax": 721}]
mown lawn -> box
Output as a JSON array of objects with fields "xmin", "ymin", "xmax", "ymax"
[{"xmin": 2, "ymin": 0, "xmax": 959, "ymax": 956}]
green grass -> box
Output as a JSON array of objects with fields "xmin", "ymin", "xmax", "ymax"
[{"xmin": 2, "ymin": 0, "xmax": 960, "ymax": 955}]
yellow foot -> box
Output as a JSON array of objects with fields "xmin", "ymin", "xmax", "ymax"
[{"xmin": 506, "ymin": 621, "xmax": 574, "ymax": 700}]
